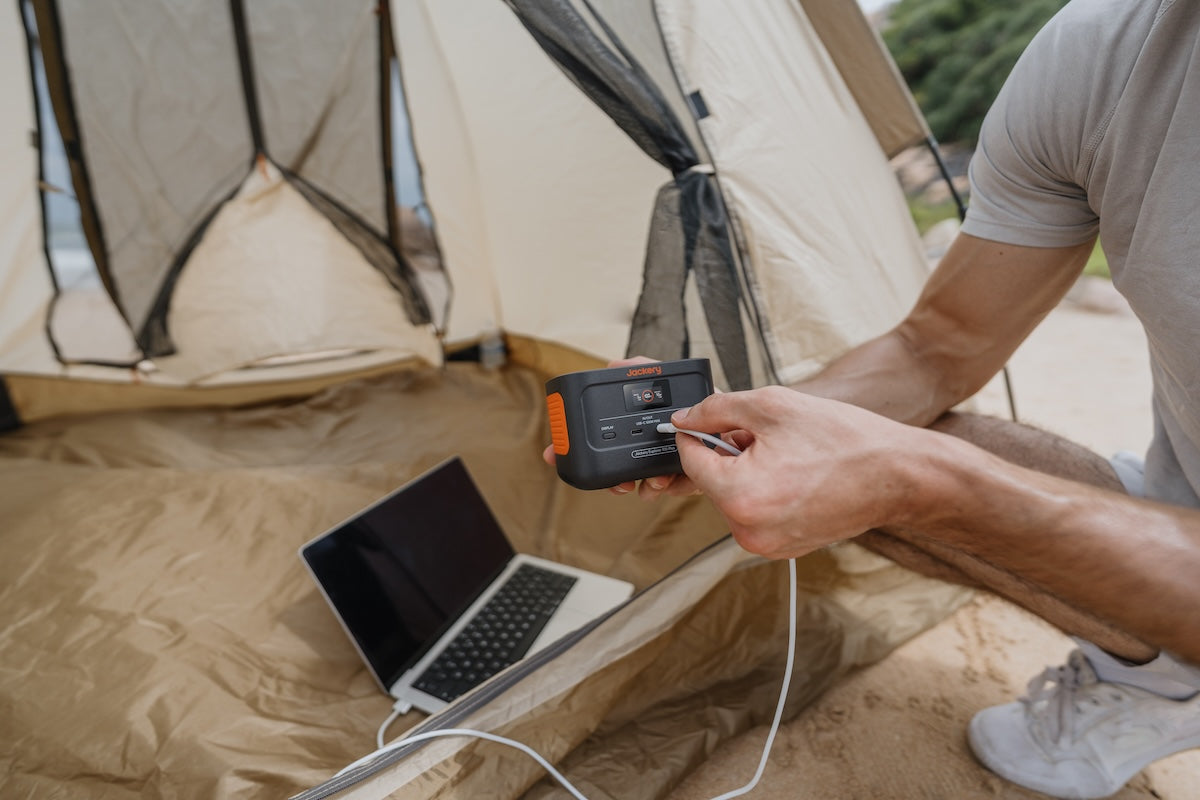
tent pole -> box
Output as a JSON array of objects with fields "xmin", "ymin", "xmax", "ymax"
[
  {"xmin": 229, "ymin": 0, "xmax": 265, "ymax": 154},
  {"xmin": 926, "ymin": 135, "xmax": 966, "ymax": 221}
]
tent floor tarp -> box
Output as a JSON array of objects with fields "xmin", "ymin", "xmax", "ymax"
[{"xmin": 1, "ymin": 362, "xmax": 967, "ymax": 799}]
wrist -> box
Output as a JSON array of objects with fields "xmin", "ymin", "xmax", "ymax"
[
  {"xmin": 887, "ymin": 429, "xmax": 995, "ymax": 532},
  {"xmin": 791, "ymin": 367, "xmax": 957, "ymax": 429},
  {"xmin": 894, "ymin": 428, "xmax": 1086, "ymax": 552}
]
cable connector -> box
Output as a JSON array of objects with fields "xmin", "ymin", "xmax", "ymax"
[{"xmin": 656, "ymin": 422, "xmax": 742, "ymax": 456}]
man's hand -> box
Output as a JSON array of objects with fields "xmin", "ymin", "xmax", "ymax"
[
  {"xmin": 673, "ymin": 387, "xmax": 1200, "ymax": 664},
  {"xmin": 671, "ymin": 386, "xmax": 938, "ymax": 558}
]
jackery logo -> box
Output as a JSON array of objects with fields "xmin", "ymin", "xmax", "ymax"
[{"xmin": 626, "ymin": 365, "xmax": 663, "ymax": 378}]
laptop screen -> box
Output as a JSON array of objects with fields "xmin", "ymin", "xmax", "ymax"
[{"xmin": 301, "ymin": 458, "xmax": 516, "ymax": 689}]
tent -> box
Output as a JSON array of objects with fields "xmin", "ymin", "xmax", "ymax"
[{"xmin": 0, "ymin": 0, "xmax": 971, "ymax": 797}]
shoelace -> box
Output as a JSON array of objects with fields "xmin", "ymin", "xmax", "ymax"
[{"xmin": 1020, "ymin": 650, "xmax": 1103, "ymax": 747}]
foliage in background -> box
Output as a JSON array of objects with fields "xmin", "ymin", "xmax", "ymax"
[
  {"xmin": 886, "ymin": 0, "xmax": 1113, "ymax": 280},
  {"xmin": 883, "ymin": 0, "xmax": 1069, "ymax": 145},
  {"xmin": 907, "ymin": 196, "xmax": 961, "ymax": 236},
  {"xmin": 909, "ymin": 197, "xmax": 1112, "ymax": 278},
  {"xmin": 1084, "ymin": 242, "xmax": 1111, "ymax": 279}
]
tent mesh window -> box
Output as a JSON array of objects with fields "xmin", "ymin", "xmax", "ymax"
[{"xmin": 22, "ymin": 0, "xmax": 443, "ymax": 362}]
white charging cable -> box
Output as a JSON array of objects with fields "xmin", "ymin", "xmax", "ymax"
[{"xmin": 345, "ymin": 428, "xmax": 795, "ymax": 800}]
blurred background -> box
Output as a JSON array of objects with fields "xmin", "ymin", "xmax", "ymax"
[{"xmin": 861, "ymin": 0, "xmax": 1111, "ymax": 278}]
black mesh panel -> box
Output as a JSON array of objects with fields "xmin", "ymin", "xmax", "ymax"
[
  {"xmin": 37, "ymin": 0, "xmax": 433, "ymax": 360},
  {"xmin": 289, "ymin": 175, "xmax": 431, "ymax": 326},
  {"xmin": 626, "ymin": 171, "xmax": 750, "ymax": 390},
  {"xmin": 506, "ymin": 0, "xmax": 754, "ymax": 388}
]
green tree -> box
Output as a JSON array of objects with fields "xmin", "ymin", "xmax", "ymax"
[{"xmin": 882, "ymin": 0, "xmax": 1069, "ymax": 145}]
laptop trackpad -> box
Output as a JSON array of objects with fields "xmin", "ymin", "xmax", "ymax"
[{"xmin": 529, "ymin": 580, "xmax": 624, "ymax": 654}]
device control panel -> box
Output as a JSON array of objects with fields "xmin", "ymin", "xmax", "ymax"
[{"xmin": 545, "ymin": 359, "xmax": 714, "ymax": 490}]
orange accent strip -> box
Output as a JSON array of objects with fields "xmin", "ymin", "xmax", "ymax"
[{"xmin": 546, "ymin": 392, "xmax": 570, "ymax": 456}]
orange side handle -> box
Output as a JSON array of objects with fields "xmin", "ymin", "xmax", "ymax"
[{"xmin": 546, "ymin": 392, "xmax": 570, "ymax": 456}]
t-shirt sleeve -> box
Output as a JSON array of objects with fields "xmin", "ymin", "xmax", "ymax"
[{"xmin": 961, "ymin": 7, "xmax": 1102, "ymax": 248}]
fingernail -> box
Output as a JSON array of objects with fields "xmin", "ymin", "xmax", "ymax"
[
  {"xmin": 671, "ymin": 406, "xmax": 691, "ymax": 424},
  {"xmin": 647, "ymin": 478, "xmax": 666, "ymax": 490},
  {"xmin": 612, "ymin": 485, "xmax": 630, "ymax": 495}
]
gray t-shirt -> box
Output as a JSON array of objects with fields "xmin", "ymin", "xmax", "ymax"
[{"xmin": 962, "ymin": 0, "xmax": 1200, "ymax": 509}]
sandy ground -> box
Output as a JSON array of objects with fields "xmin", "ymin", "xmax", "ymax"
[{"xmin": 669, "ymin": 280, "xmax": 1200, "ymax": 799}]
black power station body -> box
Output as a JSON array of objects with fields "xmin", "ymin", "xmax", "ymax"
[{"xmin": 545, "ymin": 358, "xmax": 715, "ymax": 490}]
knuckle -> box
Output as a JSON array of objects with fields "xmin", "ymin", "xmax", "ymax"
[
  {"xmin": 765, "ymin": 384, "xmax": 798, "ymax": 408},
  {"xmin": 722, "ymin": 492, "xmax": 764, "ymax": 528},
  {"xmin": 730, "ymin": 525, "xmax": 772, "ymax": 556}
]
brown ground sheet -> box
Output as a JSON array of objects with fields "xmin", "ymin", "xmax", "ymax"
[{"xmin": 2, "ymin": 363, "xmax": 972, "ymax": 798}]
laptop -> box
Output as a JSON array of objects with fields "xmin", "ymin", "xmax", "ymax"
[{"xmin": 299, "ymin": 456, "xmax": 634, "ymax": 715}]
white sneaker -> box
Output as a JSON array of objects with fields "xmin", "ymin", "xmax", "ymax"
[{"xmin": 968, "ymin": 649, "xmax": 1200, "ymax": 799}]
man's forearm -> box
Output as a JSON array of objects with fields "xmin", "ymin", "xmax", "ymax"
[
  {"xmin": 673, "ymin": 388, "xmax": 1200, "ymax": 663},
  {"xmin": 913, "ymin": 435, "xmax": 1200, "ymax": 664},
  {"xmin": 794, "ymin": 234, "xmax": 1096, "ymax": 428},
  {"xmin": 793, "ymin": 329, "xmax": 969, "ymax": 427}
]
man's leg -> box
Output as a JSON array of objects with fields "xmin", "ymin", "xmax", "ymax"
[
  {"xmin": 854, "ymin": 410, "xmax": 1155, "ymax": 661},
  {"xmin": 857, "ymin": 411, "xmax": 1200, "ymax": 800}
]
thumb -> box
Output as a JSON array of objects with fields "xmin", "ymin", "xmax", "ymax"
[
  {"xmin": 671, "ymin": 391, "xmax": 763, "ymax": 490},
  {"xmin": 671, "ymin": 389, "xmax": 767, "ymax": 436}
]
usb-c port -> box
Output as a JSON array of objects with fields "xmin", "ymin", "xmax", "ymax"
[{"xmin": 630, "ymin": 428, "xmax": 644, "ymax": 435}]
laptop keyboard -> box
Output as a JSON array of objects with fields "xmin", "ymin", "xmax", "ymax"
[{"xmin": 412, "ymin": 564, "xmax": 578, "ymax": 703}]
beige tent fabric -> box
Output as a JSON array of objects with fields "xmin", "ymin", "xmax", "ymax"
[
  {"xmin": 3, "ymin": 351, "xmax": 427, "ymax": 424},
  {"xmin": 151, "ymin": 162, "xmax": 442, "ymax": 382},
  {"xmin": 47, "ymin": 279, "xmax": 141, "ymax": 364},
  {"xmin": 0, "ymin": 363, "xmax": 967, "ymax": 799},
  {"xmin": 392, "ymin": 0, "xmax": 668, "ymax": 354},
  {"xmin": 796, "ymin": 0, "xmax": 929, "ymax": 158},
  {"xmin": 658, "ymin": 0, "xmax": 931, "ymax": 386},
  {"xmin": 0, "ymin": 7, "xmax": 58, "ymax": 375},
  {"xmin": 2, "ymin": 0, "xmax": 931, "ymax": 413}
]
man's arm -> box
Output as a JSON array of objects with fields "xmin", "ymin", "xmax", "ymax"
[
  {"xmin": 670, "ymin": 389, "xmax": 1200, "ymax": 665},
  {"xmin": 629, "ymin": 231, "xmax": 1094, "ymax": 501},
  {"xmin": 796, "ymin": 232, "xmax": 1095, "ymax": 426}
]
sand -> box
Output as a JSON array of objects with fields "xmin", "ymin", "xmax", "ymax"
[{"xmin": 669, "ymin": 280, "xmax": 1200, "ymax": 799}]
